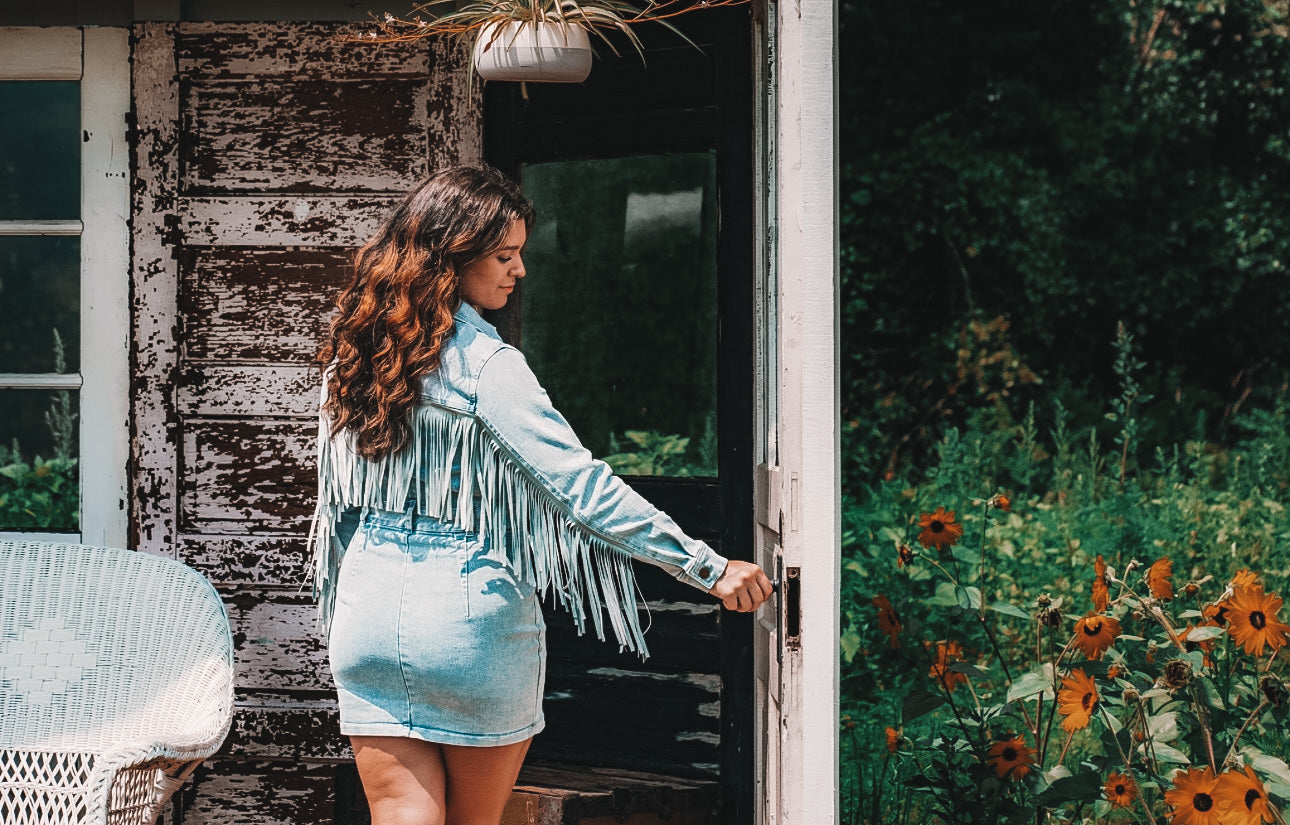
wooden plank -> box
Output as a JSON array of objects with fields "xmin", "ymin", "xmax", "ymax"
[
  {"xmin": 176, "ymin": 22, "xmax": 431, "ymax": 80},
  {"xmin": 130, "ymin": 22, "xmax": 181, "ymax": 556},
  {"xmin": 223, "ymin": 589, "xmax": 329, "ymax": 693},
  {"xmin": 180, "ymin": 419, "xmax": 315, "ymax": 532},
  {"xmin": 182, "ymin": 78, "xmax": 431, "ymax": 193},
  {"xmin": 224, "ymin": 693, "xmax": 347, "ymax": 761},
  {"xmin": 428, "ymin": 35, "xmax": 483, "ymax": 168},
  {"xmin": 177, "ymin": 759, "xmax": 337, "ymax": 825},
  {"xmin": 178, "ymin": 364, "xmax": 320, "ymax": 418},
  {"xmin": 180, "ymin": 196, "xmax": 394, "ymax": 246},
  {"xmin": 179, "ymin": 533, "xmax": 309, "ymax": 588},
  {"xmin": 0, "ymin": 27, "xmax": 80, "ymax": 79},
  {"xmin": 179, "ymin": 247, "xmax": 348, "ymax": 363}
]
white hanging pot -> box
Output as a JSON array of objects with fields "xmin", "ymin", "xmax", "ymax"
[{"xmin": 472, "ymin": 20, "xmax": 593, "ymax": 83}]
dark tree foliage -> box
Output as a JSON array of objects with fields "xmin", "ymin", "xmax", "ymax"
[{"xmin": 840, "ymin": 0, "xmax": 1290, "ymax": 494}]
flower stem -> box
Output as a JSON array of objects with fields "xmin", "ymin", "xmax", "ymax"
[{"xmin": 1221, "ymin": 698, "xmax": 1268, "ymax": 768}]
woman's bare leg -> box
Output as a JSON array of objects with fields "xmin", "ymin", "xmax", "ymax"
[
  {"xmin": 442, "ymin": 739, "xmax": 532, "ymax": 825},
  {"xmin": 352, "ymin": 736, "xmax": 447, "ymax": 825}
]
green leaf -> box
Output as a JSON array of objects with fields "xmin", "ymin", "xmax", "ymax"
[
  {"xmin": 840, "ymin": 630, "xmax": 861, "ymax": 664},
  {"xmin": 1147, "ymin": 711, "xmax": 1179, "ymax": 742},
  {"xmin": 902, "ymin": 687, "xmax": 945, "ymax": 723},
  {"xmin": 1007, "ymin": 665, "xmax": 1054, "ymax": 703},
  {"xmin": 1146, "ymin": 742, "xmax": 1190, "ymax": 764},
  {"xmin": 955, "ymin": 585, "xmax": 982, "ymax": 610},
  {"xmin": 990, "ymin": 602, "xmax": 1032, "ymax": 619},
  {"xmin": 1248, "ymin": 751, "xmax": 1290, "ymax": 786},
  {"xmin": 1184, "ymin": 625, "xmax": 1225, "ymax": 642},
  {"xmin": 1034, "ymin": 771, "xmax": 1103, "ymax": 805}
]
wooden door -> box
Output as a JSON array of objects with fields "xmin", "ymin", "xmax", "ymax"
[{"xmin": 129, "ymin": 22, "xmax": 478, "ymax": 821}]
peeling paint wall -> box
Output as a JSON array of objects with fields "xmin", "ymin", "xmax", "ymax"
[{"xmin": 131, "ymin": 22, "xmax": 479, "ymax": 820}]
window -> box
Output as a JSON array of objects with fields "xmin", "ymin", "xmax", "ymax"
[{"xmin": 0, "ymin": 28, "xmax": 129, "ymax": 545}]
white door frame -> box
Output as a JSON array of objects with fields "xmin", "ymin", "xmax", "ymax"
[{"xmin": 753, "ymin": 0, "xmax": 840, "ymax": 822}]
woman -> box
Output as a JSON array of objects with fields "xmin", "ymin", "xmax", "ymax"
[{"xmin": 310, "ymin": 165, "xmax": 773, "ymax": 825}]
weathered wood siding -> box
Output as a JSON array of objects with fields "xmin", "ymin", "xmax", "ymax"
[{"xmin": 131, "ymin": 22, "xmax": 479, "ymax": 822}]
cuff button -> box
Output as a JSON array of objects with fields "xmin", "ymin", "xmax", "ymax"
[{"xmin": 698, "ymin": 566, "xmax": 711, "ymax": 578}]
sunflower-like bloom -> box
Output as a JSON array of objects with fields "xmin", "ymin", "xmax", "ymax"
[
  {"xmin": 1165, "ymin": 767, "xmax": 1220, "ymax": 825},
  {"xmin": 986, "ymin": 735, "xmax": 1034, "ymax": 780},
  {"xmin": 1057, "ymin": 668, "xmax": 1099, "ymax": 732},
  {"xmin": 927, "ymin": 640, "xmax": 968, "ymax": 692},
  {"xmin": 1147, "ymin": 556, "xmax": 1175, "ymax": 601},
  {"xmin": 884, "ymin": 726, "xmax": 901, "ymax": 753},
  {"xmin": 872, "ymin": 594, "xmax": 902, "ymax": 649},
  {"xmin": 1092, "ymin": 554, "xmax": 1110, "ymax": 612},
  {"xmin": 916, "ymin": 506, "xmax": 964, "ymax": 551},
  {"xmin": 1071, "ymin": 613, "xmax": 1122, "ymax": 660},
  {"xmin": 1225, "ymin": 585, "xmax": 1290, "ymax": 657},
  {"xmin": 1214, "ymin": 766, "xmax": 1275, "ymax": 825},
  {"xmin": 1104, "ymin": 771, "xmax": 1138, "ymax": 808},
  {"xmin": 1232, "ymin": 569, "xmax": 1260, "ymax": 589}
]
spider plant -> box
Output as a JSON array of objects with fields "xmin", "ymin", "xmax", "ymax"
[{"xmin": 363, "ymin": 0, "xmax": 745, "ymax": 59}]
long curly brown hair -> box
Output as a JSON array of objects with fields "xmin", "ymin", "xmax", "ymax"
[{"xmin": 318, "ymin": 166, "xmax": 534, "ymax": 459}]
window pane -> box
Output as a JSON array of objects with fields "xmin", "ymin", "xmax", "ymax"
[
  {"xmin": 0, "ymin": 81, "xmax": 80, "ymax": 220},
  {"xmin": 0, "ymin": 389, "xmax": 79, "ymax": 532},
  {"xmin": 520, "ymin": 153, "xmax": 719, "ymax": 477},
  {"xmin": 0, "ymin": 235, "xmax": 79, "ymax": 373}
]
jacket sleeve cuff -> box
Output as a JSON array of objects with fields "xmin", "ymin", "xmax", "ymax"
[{"xmin": 679, "ymin": 544, "xmax": 728, "ymax": 591}]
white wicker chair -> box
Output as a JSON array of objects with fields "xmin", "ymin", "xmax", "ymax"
[{"xmin": 0, "ymin": 540, "xmax": 234, "ymax": 825}]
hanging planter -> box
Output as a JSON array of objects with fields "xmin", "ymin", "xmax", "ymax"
[
  {"xmin": 472, "ymin": 21, "xmax": 593, "ymax": 83},
  {"xmin": 354, "ymin": 0, "xmax": 748, "ymax": 84}
]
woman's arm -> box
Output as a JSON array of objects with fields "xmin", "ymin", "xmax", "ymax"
[{"xmin": 475, "ymin": 346, "xmax": 769, "ymax": 610}]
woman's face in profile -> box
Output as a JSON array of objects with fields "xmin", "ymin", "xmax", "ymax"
[{"xmin": 459, "ymin": 219, "xmax": 528, "ymax": 312}]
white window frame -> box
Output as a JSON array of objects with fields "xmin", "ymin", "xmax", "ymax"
[{"xmin": 0, "ymin": 27, "xmax": 130, "ymax": 547}]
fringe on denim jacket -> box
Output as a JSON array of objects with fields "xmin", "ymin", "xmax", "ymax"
[{"xmin": 307, "ymin": 304, "xmax": 728, "ymax": 658}]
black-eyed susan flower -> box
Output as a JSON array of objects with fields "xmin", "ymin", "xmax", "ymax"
[
  {"xmin": 1072, "ymin": 613, "xmax": 1122, "ymax": 660},
  {"xmin": 1057, "ymin": 668, "xmax": 1099, "ymax": 732},
  {"xmin": 916, "ymin": 506, "xmax": 963, "ymax": 551},
  {"xmin": 1147, "ymin": 556, "xmax": 1175, "ymax": 601},
  {"xmin": 1213, "ymin": 766, "xmax": 1274, "ymax": 825},
  {"xmin": 927, "ymin": 640, "xmax": 968, "ymax": 692},
  {"xmin": 1092, "ymin": 554, "xmax": 1109, "ymax": 613},
  {"xmin": 1104, "ymin": 771, "xmax": 1138, "ymax": 808},
  {"xmin": 1165, "ymin": 767, "xmax": 1220, "ymax": 825},
  {"xmin": 1225, "ymin": 585, "xmax": 1290, "ymax": 657},
  {"xmin": 872, "ymin": 594, "xmax": 902, "ymax": 649},
  {"xmin": 884, "ymin": 726, "xmax": 901, "ymax": 753},
  {"xmin": 986, "ymin": 735, "xmax": 1034, "ymax": 780}
]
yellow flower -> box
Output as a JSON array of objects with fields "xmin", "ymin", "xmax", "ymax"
[
  {"xmin": 1225, "ymin": 585, "xmax": 1290, "ymax": 657},
  {"xmin": 1213, "ymin": 766, "xmax": 1274, "ymax": 825},
  {"xmin": 986, "ymin": 736, "xmax": 1034, "ymax": 780},
  {"xmin": 872, "ymin": 595, "xmax": 902, "ymax": 649},
  {"xmin": 1147, "ymin": 556, "xmax": 1175, "ymax": 601},
  {"xmin": 916, "ymin": 506, "xmax": 964, "ymax": 551},
  {"xmin": 1165, "ymin": 767, "xmax": 1220, "ymax": 825},
  {"xmin": 1104, "ymin": 771, "xmax": 1138, "ymax": 808},
  {"xmin": 1092, "ymin": 554, "xmax": 1109, "ymax": 612},
  {"xmin": 1071, "ymin": 613, "xmax": 1121, "ymax": 660},
  {"xmin": 927, "ymin": 640, "xmax": 968, "ymax": 692},
  {"xmin": 1057, "ymin": 669, "xmax": 1099, "ymax": 732}
]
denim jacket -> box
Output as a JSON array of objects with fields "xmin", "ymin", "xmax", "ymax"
[{"xmin": 310, "ymin": 303, "xmax": 728, "ymax": 657}]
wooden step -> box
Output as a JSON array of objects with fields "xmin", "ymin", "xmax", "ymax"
[{"xmin": 502, "ymin": 764, "xmax": 721, "ymax": 825}]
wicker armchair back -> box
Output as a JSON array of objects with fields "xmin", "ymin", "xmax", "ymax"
[{"xmin": 0, "ymin": 540, "xmax": 234, "ymax": 825}]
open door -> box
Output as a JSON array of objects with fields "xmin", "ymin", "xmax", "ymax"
[{"xmin": 753, "ymin": 1, "xmax": 840, "ymax": 823}]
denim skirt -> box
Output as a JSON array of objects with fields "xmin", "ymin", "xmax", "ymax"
[{"xmin": 327, "ymin": 507, "xmax": 546, "ymax": 746}]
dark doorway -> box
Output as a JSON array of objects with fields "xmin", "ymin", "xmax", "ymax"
[{"xmin": 483, "ymin": 10, "xmax": 755, "ymax": 823}]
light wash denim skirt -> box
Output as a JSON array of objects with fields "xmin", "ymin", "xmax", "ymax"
[{"xmin": 327, "ymin": 507, "xmax": 546, "ymax": 746}]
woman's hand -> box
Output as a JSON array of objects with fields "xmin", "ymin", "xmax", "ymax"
[{"xmin": 710, "ymin": 561, "xmax": 774, "ymax": 612}]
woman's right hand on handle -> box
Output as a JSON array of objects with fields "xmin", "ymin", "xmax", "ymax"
[{"xmin": 710, "ymin": 561, "xmax": 774, "ymax": 612}]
